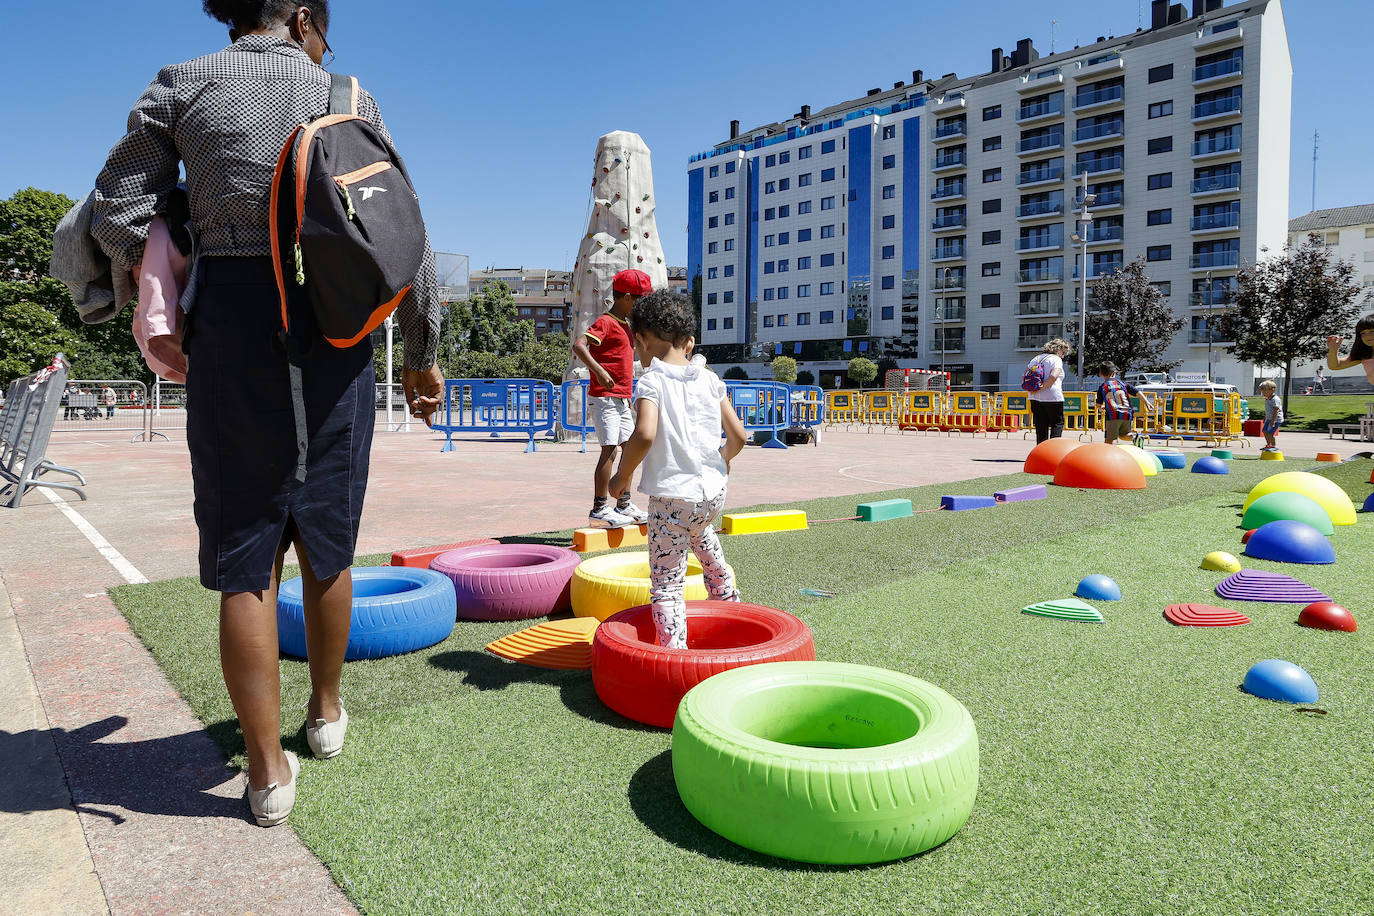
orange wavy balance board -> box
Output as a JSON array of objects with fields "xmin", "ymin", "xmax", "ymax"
[{"xmin": 485, "ymin": 617, "xmax": 599, "ymax": 670}]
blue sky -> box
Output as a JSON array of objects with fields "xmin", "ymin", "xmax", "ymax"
[{"xmin": 2, "ymin": 0, "xmax": 1367, "ymax": 272}]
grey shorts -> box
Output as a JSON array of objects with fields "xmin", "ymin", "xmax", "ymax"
[{"xmin": 589, "ymin": 396, "xmax": 633, "ymax": 446}]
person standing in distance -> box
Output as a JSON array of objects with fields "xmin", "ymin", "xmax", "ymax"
[
  {"xmin": 1025, "ymin": 337, "xmax": 1071, "ymax": 443},
  {"xmin": 89, "ymin": 0, "xmax": 443, "ymax": 827}
]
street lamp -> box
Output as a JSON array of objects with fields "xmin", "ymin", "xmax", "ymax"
[
  {"xmin": 1069, "ymin": 170, "xmax": 1095, "ymax": 385},
  {"xmin": 935, "ymin": 266, "xmax": 953, "ymax": 386},
  {"xmin": 1205, "ymin": 270, "xmax": 1215, "ymax": 381}
]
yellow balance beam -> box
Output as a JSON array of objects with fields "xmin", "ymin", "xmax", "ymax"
[
  {"xmin": 573, "ymin": 524, "xmax": 648, "ymax": 553},
  {"xmin": 721, "ymin": 510, "xmax": 808, "ymax": 536}
]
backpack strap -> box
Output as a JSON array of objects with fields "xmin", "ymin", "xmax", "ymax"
[{"xmin": 328, "ymin": 73, "xmax": 358, "ymax": 116}]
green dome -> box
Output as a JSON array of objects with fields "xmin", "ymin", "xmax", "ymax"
[{"xmin": 1241, "ymin": 491, "xmax": 1336, "ymax": 535}]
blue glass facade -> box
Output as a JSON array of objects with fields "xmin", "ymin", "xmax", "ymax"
[
  {"xmin": 847, "ymin": 126, "xmax": 872, "ymax": 286},
  {"xmin": 686, "ymin": 166, "xmax": 704, "ymax": 312},
  {"xmin": 901, "ymin": 117, "xmax": 921, "ymax": 273},
  {"xmin": 747, "ymin": 156, "xmax": 760, "ymax": 342}
]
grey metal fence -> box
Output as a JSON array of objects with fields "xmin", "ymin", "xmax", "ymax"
[
  {"xmin": 2, "ymin": 356, "xmax": 87, "ymax": 507},
  {"xmin": 54, "ymin": 380, "xmax": 149, "ymax": 439}
]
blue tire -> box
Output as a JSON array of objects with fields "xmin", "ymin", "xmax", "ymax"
[{"xmin": 277, "ymin": 567, "xmax": 457, "ymax": 661}]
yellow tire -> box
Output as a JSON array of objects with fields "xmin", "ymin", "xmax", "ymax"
[{"xmin": 570, "ymin": 551, "xmax": 727, "ymax": 621}]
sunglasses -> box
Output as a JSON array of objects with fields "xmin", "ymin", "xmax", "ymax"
[{"xmin": 319, "ymin": 29, "xmax": 335, "ymax": 68}]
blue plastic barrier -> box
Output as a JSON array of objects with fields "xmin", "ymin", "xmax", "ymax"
[
  {"xmin": 559, "ymin": 378, "xmax": 594, "ymax": 453},
  {"xmin": 434, "ymin": 378, "xmax": 556, "ymax": 453},
  {"xmin": 726, "ymin": 380, "xmax": 790, "ymax": 449},
  {"xmin": 787, "ymin": 385, "xmax": 826, "ymax": 429}
]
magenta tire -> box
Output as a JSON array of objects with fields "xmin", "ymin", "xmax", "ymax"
[{"xmin": 430, "ymin": 544, "xmax": 582, "ymax": 621}]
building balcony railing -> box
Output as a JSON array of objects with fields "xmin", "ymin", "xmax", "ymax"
[
  {"xmin": 1074, "ymin": 122, "xmax": 1125, "ymax": 144},
  {"xmin": 931, "ymin": 245, "xmax": 968, "ymax": 261},
  {"xmin": 1189, "ymin": 328, "xmax": 1232, "ymax": 344},
  {"xmin": 1072, "ymin": 87, "xmax": 1124, "ymax": 110},
  {"xmin": 931, "ymin": 275, "xmax": 967, "ymax": 292},
  {"xmin": 1018, "ymin": 133, "xmax": 1065, "ymax": 155},
  {"xmin": 1016, "ymin": 298, "xmax": 1063, "ymax": 318},
  {"xmin": 1084, "ymin": 226, "xmax": 1124, "ymax": 244},
  {"xmin": 1017, "ymin": 201, "xmax": 1065, "ymax": 219},
  {"xmin": 1073, "ymin": 264, "xmax": 1122, "ymax": 280},
  {"xmin": 931, "ymin": 184, "xmax": 967, "ymax": 201},
  {"xmin": 1016, "ymin": 99, "xmax": 1065, "ymax": 123},
  {"xmin": 1192, "ymin": 97, "xmax": 1242, "ymax": 121},
  {"xmin": 1016, "ymin": 333, "xmax": 1062, "ymax": 351},
  {"xmin": 1016, "ymin": 268, "xmax": 1065, "ymax": 285},
  {"xmin": 1074, "ymin": 154, "xmax": 1124, "ymax": 177},
  {"xmin": 1194, "ymin": 58, "xmax": 1243, "ymax": 83},
  {"xmin": 1017, "ymin": 166, "xmax": 1065, "ymax": 187},
  {"xmin": 1191, "ymin": 174, "xmax": 1242, "ymax": 194},
  {"xmin": 933, "ymin": 306, "xmax": 967, "ymax": 322},
  {"xmin": 1194, "ymin": 20, "xmax": 1243, "ymax": 49},
  {"xmin": 931, "ymin": 214, "xmax": 967, "ymax": 231},
  {"xmin": 1074, "ymin": 53, "xmax": 1124, "ymax": 80},
  {"xmin": 1191, "ymin": 212, "xmax": 1241, "ymax": 232},
  {"xmin": 1189, "ymin": 290, "xmax": 1234, "ymax": 308},
  {"xmin": 932, "ymin": 122, "xmax": 968, "ymax": 142},
  {"xmin": 1079, "ymin": 189, "xmax": 1124, "ymax": 209},
  {"xmin": 1192, "ymin": 135, "xmax": 1241, "ymax": 158},
  {"xmin": 932, "ymin": 152, "xmax": 967, "ymax": 171},
  {"xmin": 1016, "ymin": 234, "xmax": 1064, "ymax": 252},
  {"xmin": 1191, "ymin": 250, "xmax": 1240, "ymax": 270},
  {"xmin": 931, "ymin": 340, "xmax": 966, "ymax": 353}
]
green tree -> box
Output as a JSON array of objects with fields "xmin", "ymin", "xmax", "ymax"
[
  {"xmin": 1224, "ymin": 234, "xmax": 1368, "ymax": 413},
  {"xmin": 723, "ymin": 365, "xmax": 749, "ymax": 381},
  {"xmin": 510, "ymin": 333, "xmax": 571, "ymax": 385},
  {"xmin": 0, "ymin": 298, "xmax": 81, "ymax": 382},
  {"xmin": 449, "ymin": 281, "xmax": 534, "ymax": 356},
  {"xmin": 795, "ymin": 369, "xmax": 815, "ymax": 386},
  {"xmin": 769, "ymin": 356, "xmax": 798, "ymax": 384},
  {"xmin": 847, "ymin": 356, "xmax": 878, "ymax": 388},
  {"xmin": 1081, "ymin": 259, "xmax": 1185, "ymax": 377},
  {"xmin": 875, "ymin": 357, "xmax": 899, "ymax": 385}
]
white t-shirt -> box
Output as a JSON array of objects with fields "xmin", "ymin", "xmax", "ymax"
[
  {"xmin": 632, "ymin": 355, "xmax": 729, "ymax": 502},
  {"xmin": 1027, "ymin": 353, "xmax": 1065, "ymax": 402}
]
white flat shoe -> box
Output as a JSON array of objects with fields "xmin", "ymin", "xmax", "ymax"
[
  {"xmin": 306, "ymin": 706, "xmax": 348, "ymax": 759},
  {"xmin": 247, "ymin": 750, "xmax": 299, "ymax": 827}
]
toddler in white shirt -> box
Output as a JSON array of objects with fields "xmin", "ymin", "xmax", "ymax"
[{"xmin": 609, "ymin": 291, "xmax": 749, "ymax": 648}]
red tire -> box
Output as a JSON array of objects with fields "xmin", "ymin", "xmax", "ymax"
[
  {"xmin": 430, "ymin": 544, "xmax": 581, "ymax": 621},
  {"xmin": 591, "ymin": 601, "xmax": 815, "ymax": 728}
]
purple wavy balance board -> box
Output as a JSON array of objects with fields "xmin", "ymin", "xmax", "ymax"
[{"xmin": 1215, "ymin": 570, "xmax": 1331, "ymax": 604}]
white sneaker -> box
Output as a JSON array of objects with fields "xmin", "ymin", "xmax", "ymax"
[
  {"xmin": 616, "ymin": 500, "xmax": 648, "ymax": 525},
  {"xmin": 589, "ymin": 504, "xmax": 633, "ymax": 528},
  {"xmin": 247, "ymin": 751, "xmax": 299, "ymax": 827},
  {"xmin": 306, "ymin": 706, "xmax": 348, "ymax": 759}
]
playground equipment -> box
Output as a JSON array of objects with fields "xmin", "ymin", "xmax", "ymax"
[
  {"xmin": 430, "ymin": 543, "xmax": 581, "ymax": 620},
  {"xmin": 1053, "ymin": 444, "xmax": 1147, "ymax": 490},
  {"xmin": 1243, "ymin": 520, "xmax": 1335, "ymax": 565},
  {"xmin": 390, "ymin": 538, "xmax": 499, "ymax": 569},
  {"xmin": 571, "ymin": 552, "xmax": 719, "ymax": 620},
  {"xmin": 995, "ymin": 484, "xmax": 1048, "ymax": 503},
  {"xmin": 1114, "ymin": 442, "xmax": 1160, "ymax": 476},
  {"xmin": 1164, "ymin": 603, "xmax": 1250, "ymax": 627},
  {"xmin": 1216, "ymin": 570, "xmax": 1330, "ymax": 604},
  {"xmin": 1148, "ymin": 449, "xmax": 1187, "ymax": 470},
  {"xmin": 591, "ymin": 601, "xmax": 815, "ymax": 728},
  {"xmin": 1075, "ymin": 574, "xmax": 1121, "ymax": 601},
  {"xmin": 1297, "ymin": 602, "xmax": 1357, "ymax": 633},
  {"xmin": 941, "ymin": 495, "xmax": 997, "ymax": 511},
  {"xmin": 1242, "ymin": 472, "xmax": 1357, "ymax": 526},
  {"xmin": 1365, "ymin": 492, "xmax": 1374, "ymax": 513},
  {"xmin": 1021, "ymin": 598, "xmax": 1104, "ymax": 623},
  {"xmin": 1023, "ymin": 438, "xmax": 1082, "ymax": 475},
  {"xmin": 671, "ymin": 661, "xmax": 978, "ymax": 865},
  {"xmin": 1191, "ymin": 456, "xmax": 1230, "ymax": 475},
  {"xmin": 722, "ymin": 510, "xmax": 808, "ymax": 535},
  {"xmin": 1241, "ymin": 492, "xmax": 1335, "ymax": 535},
  {"xmin": 858, "ymin": 498, "xmax": 914, "ymax": 521},
  {"xmin": 1315, "ymin": 452, "xmax": 1341, "ymax": 463},
  {"xmin": 485, "ymin": 617, "xmax": 599, "ymax": 670},
  {"xmin": 1211, "ymin": 449, "xmax": 1234, "ymax": 461},
  {"xmin": 1259, "ymin": 450, "xmax": 1284, "ymax": 461},
  {"xmin": 277, "ymin": 568, "xmax": 456, "ymax": 660},
  {"xmin": 1201, "ymin": 551, "xmax": 1242, "ymax": 573},
  {"xmin": 573, "ymin": 524, "xmax": 648, "ymax": 552},
  {"xmin": 1242, "ymin": 659, "xmax": 1319, "ymax": 704}
]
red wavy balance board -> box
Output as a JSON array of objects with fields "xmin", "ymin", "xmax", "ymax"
[{"xmin": 1164, "ymin": 603, "xmax": 1251, "ymax": 627}]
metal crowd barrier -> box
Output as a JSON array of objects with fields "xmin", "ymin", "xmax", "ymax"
[
  {"xmin": 726, "ymin": 380, "xmax": 790, "ymax": 448},
  {"xmin": 55, "ymin": 379, "xmax": 151, "ymax": 441},
  {"xmin": 435, "ymin": 378, "xmax": 557, "ymax": 453},
  {"xmin": 788, "ymin": 385, "xmax": 825, "ymax": 429},
  {"xmin": 2, "ymin": 355, "xmax": 87, "ymax": 508}
]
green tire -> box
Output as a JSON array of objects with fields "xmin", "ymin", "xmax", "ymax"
[{"xmin": 671, "ymin": 661, "xmax": 978, "ymax": 865}]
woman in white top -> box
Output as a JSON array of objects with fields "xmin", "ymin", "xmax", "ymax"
[
  {"xmin": 1026, "ymin": 337, "xmax": 1070, "ymax": 443},
  {"xmin": 610, "ymin": 291, "xmax": 749, "ymax": 648}
]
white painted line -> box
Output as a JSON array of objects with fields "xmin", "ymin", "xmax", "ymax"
[
  {"xmin": 83, "ymin": 441, "xmax": 110, "ymax": 448},
  {"xmin": 837, "ymin": 464, "xmax": 907, "ymax": 488},
  {"xmin": 39, "ymin": 489, "xmax": 149, "ymax": 585}
]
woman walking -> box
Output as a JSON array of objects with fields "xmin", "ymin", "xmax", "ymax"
[
  {"xmin": 90, "ymin": 0, "xmax": 443, "ymax": 826},
  {"xmin": 1025, "ymin": 338, "xmax": 1071, "ymax": 443}
]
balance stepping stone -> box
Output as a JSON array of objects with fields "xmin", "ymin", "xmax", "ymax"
[
  {"xmin": 1164, "ymin": 603, "xmax": 1251, "ymax": 627},
  {"xmin": 1216, "ymin": 570, "xmax": 1331, "ymax": 604},
  {"xmin": 485, "ymin": 617, "xmax": 598, "ymax": 670},
  {"xmin": 942, "ymin": 495, "xmax": 997, "ymax": 511},
  {"xmin": 857, "ymin": 498, "xmax": 913, "ymax": 522},
  {"xmin": 1021, "ymin": 598, "xmax": 1104, "ymax": 623},
  {"xmin": 995, "ymin": 484, "xmax": 1048, "ymax": 502}
]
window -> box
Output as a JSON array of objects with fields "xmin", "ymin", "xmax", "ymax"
[
  {"xmin": 1146, "ymin": 245, "xmax": 1171, "ymax": 261},
  {"xmin": 725, "ymin": 161, "xmax": 736, "ymax": 174},
  {"xmin": 778, "ymin": 232, "xmax": 790, "ymax": 245},
  {"xmin": 821, "ymin": 168, "xmax": 836, "ymax": 182},
  {"xmin": 798, "ymin": 173, "xmax": 812, "ymax": 187},
  {"xmin": 983, "ymin": 168, "xmax": 1002, "ymax": 183},
  {"xmin": 1148, "ymin": 64, "xmax": 1174, "ymax": 83},
  {"xmin": 1147, "ymin": 208, "xmax": 1172, "ymax": 226},
  {"xmin": 982, "ymin": 230, "xmax": 1001, "ymax": 245},
  {"xmin": 882, "ymin": 184, "xmax": 896, "ymax": 199},
  {"xmin": 723, "ymin": 316, "xmax": 734, "ymax": 328},
  {"xmin": 707, "ymin": 267, "xmax": 718, "ymax": 279},
  {"xmin": 882, "ymin": 214, "xmax": 895, "ymax": 229},
  {"xmin": 763, "ymin": 312, "xmax": 774, "ymax": 322},
  {"xmin": 982, "ymin": 293, "xmax": 1001, "ymax": 308},
  {"xmin": 983, "ymin": 198, "xmax": 1002, "ymax": 214},
  {"xmin": 724, "ymin": 264, "xmax": 734, "ymax": 277},
  {"xmin": 723, "ymin": 291, "xmax": 734, "ymax": 303},
  {"xmin": 984, "ymin": 136, "xmax": 1002, "ymax": 152},
  {"xmin": 982, "ymin": 261, "xmax": 1001, "ymax": 277},
  {"xmin": 983, "ymin": 104, "xmax": 1002, "ymax": 120},
  {"xmin": 820, "ymin": 253, "xmax": 835, "ymax": 267},
  {"xmin": 709, "ymin": 165, "xmax": 719, "ymax": 178},
  {"xmin": 798, "ymin": 200, "xmax": 812, "ymax": 215},
  {"xmin": 708, "ymin": 216, "xmax": 718, "ymax": 228},
  {"xmin": 724, "ymin": 186, "xmax": 735, "ymax": 199},
  {"xmin": 821, "ymin": 139, "xmax": 836, "ymax": 154},
  {"xmin": 724, "ymin": 212, "xmax": 735, "ymax": 225},
  {"xmin": 820, "ymin": 308, "xmax": 835, "ymax": 321},
  {"xmin": 1151, "ymin": 281, "xmax": 1171, "ymax": 297},
  {"xmin": 763, "ymin": 235, "xmax": 774, "ymax": 248},
  {"xmin": 763, "ymin": 261, "xmax": 775, "ymax": 274},
  {"xmin": 1148, "ymin": 136, "xmax": 1173, "ymax": 155},
  {"xmin": 779, "ymin": 151, "xmax": 790, "ymax": 164},
  {"xmin": 820, "ymin": 225, "xmax": 835, "ymax": 239},
  {"xmin": 881, "ymin": 245, "xmax": 895, "ymax": 260},
  {"xmin": 1148, "ymin": 172, "xmax": 1173, "ymax": 190},
  {"xmin": 798, "ymin": 285, "xmax": 811, "ymax": 298},
  {"xmin": 797, "ymin": 228, "xmax": 812, "ymax": 241},
  {"xmin": 707, "ymin": 293, "xmax": 718, "ymax": 305},
  {"xmin": 779, "ymin": 178, "xmax": 790, "ymax": 191},
  {"xmin": 765, "ymin": 208, "xmax": 776, "ymax": 221},
  {"xmin": 706, "ymin": 318, "xmax": 717, "ymax": 330},
  {"xmin": 797, "ymin": 312, "xmax": 810, "ymax": 324},
  {"xmin": 797, "ymin": 256, "xmax": 811, "ymax": 269},
  {"xmin": 765, "ymin": 181, "xmax": 776, "ymax": 194},
  {"xmin": 881, "ymin": 305, "xmax": 895, "ymax": 319},
  {"xmin": 882, "ymin": 125, "xmax": 896, "ymax": 140},
  {"xmin": 981, "ymin": 325, "xmax": 1001, "ymax": 340},
  {"xmin": 778, "ymin": 205, "xmax": 790, "ymax": 218},
  {"xmin": 708, "ymin": 191, "xmax": 719, "ymax": 203},
  {"xmin": 777, "ymin": 259, "xmax": 789, "ymax": 273},
  {"xmin": 1149, "ymin": 100, "xmax": 1173, "ymax": 119},
  {"xmin": 707, "ymin": 241, "xmax": 718, "ymax": 253},
  {"xmin": 724, "ymin": 238, "xmax": 734, "ymax": 251},
  {"xmin": 765, "ymin": 154, "xmax": 776, "ymax": 168},
  {"xmin": 882, "ymin": 154, "xmax": 896, "ymax": 170},
  {"xmin": 777, "ymin": 314, "xmax": 789, "ymax": 326},
  {"xmin": 777, "ymin": 287, "xmax": 789, "ymax": 301},
  {"xmin": 798, "ymin": 145, "xmax": 812, "ymax": 159},
  {"xmin": 821, "ymin": 196, "xmax": 836, "ymax": 210}
]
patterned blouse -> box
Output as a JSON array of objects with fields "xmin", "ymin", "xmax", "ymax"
[{"xmin": 91, "ymin": 34, "xmax": 439, "ymax": 366}]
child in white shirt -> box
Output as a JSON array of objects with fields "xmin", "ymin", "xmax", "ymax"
[{"xmin": 609, "ymin": 291, "xmax": 749, "ymax": 648}]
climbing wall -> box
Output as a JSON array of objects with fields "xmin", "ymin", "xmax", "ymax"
[{"xmin": 569, "ymin": 131, "xmax": 669, "ymax": 353}]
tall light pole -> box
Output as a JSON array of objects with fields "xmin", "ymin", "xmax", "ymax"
[
  {"xmin": 1069, "ymin": 169, "xmax": 1095, "ymax": 384},
  {"xmin": 936, "ymin": 267, "xmax": 953, "ymax": 385},
  {"xmin": 1204, "ymin": 270, "xmax": 1215, "ymax": 381}
]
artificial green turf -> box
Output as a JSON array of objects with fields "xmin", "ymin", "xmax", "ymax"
[
  {"xmin": 110, "ymin": 458, "xmax": 1374, "ymax": 915},
  {"xmin": 1275, "ymin": 394, "xmax": 1374, "ymax": 432}
]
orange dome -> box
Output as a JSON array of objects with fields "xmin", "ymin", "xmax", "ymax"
[
  {"xmin": 1053, "ymin": 443, "xmax": 1147, "ymax": 490},
  {"xmin": 1024, "ymin": 438, "xmax": 1084, "ymax": 475}
]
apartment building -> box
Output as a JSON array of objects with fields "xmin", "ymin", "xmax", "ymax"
[
  {"xmin": 686, "ymin": 0, "xmax": 1291, "ymax": 388},
  {"xmin": 1288, "ymin": 204, "xmax": 1374, "ymax": 289},
  {"xmin": 470, "ymin": 267, "xmax": 572, "ymax": 337}
]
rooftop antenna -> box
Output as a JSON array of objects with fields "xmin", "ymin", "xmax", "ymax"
[
  {"xmin": 1051, "ymin": 19, "xmax": 1058, "ymax": 52},
  {"xmin": 1311, "ymin": 130, "xmax": 1319, "ymax": 211},
  {"xmin": 1138, "ymin": 0, "xmax": 1143, "ymax": 29}
]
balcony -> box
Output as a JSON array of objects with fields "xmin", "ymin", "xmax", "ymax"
[
  {"xmin": 1017, "ymin": 70, "xmax": 1064, "ymax": 93},
  {"xmin": 1079, "ymin": 189, "xmax": 1124, "ymax": 210},
  {"xmin": 1192, "ymin": 134, "xmax": 1240, "ymax": 159},
  {"xmin": 1074, "ymin": 53, "xmax": 1124, "ymax": 80},
  {"xmin": 931, "ymin": 339, "xmax": 966, "ymax": 353},
  {"xmin": 1194, "ymin": 20, "xmax": 1243, "ymax": 50},
  {"xmin": 1189, "ymin": 327, "xmax": 1232, "ymax": 344},
  {"xmin": 1016, "ymin": 99, "xmax": 1065, "ymax": 124},
  {"xmin": 1083, "ymin": 225, "xmax": 1124, "ymax": 245},
  {"xmin": 1191, "ymin": 250, "xmax": 1240, "ymax": 270},
  {"xmin": 1074, "ymin": 154, "xmax": 1124, "ymax": 177},
  {"xmin": 930, "ymin": 183, "xmax": 967, "ymax": 201},
  {"xmin": 1073, "ymin": 264, "xmax": 1122, "ymax": 280},
  {"xmin": 1016, "ymin": 333, "xmax": 1061, "ymax": 351},
  {"xmin": 1191, "ymin": 212, "xmax": 1241, "ymax": 232},
  {"xmin": 931, "ymin": 213, "xmax": 967, "ymax": 232},
  {"xmin": 1073, "ymin": 121, "xmax": 1125, "ymax": 145},
  {"xmin": 1016, "ymin": 296, "xmax": 1064, "ymax": 318},
  {"xmin": 1016, "ymin": 233, "xmax": 1064, "ymax": 253},
  {"xmin": 1017, "ymin": 165, "xmax": 1065, "ymax": 187},
  {"xmin": 1017, "ymin": 268, "xmax": 1065, "ymax": 285},
  {"xmin": 1072, "ymin": 86, "xmax": 1124, "ymax": 112},
  {"xmin": 1192, "ymin": 96, "xmax": 1242, "ymax": 122},
  {"xmin": 931, "ymin": 244, "xmax": 968, "ymax": 262},
  {"xmin": 1017, "ymin": 200, "xmax": 1065, "ymax": 220},
  {"xmin": 932, "ymin": 122, "xmax": 968, "ymax": 143},
  {"xmin": 931, "ymin": 151, "xmax": 968, "ymax": 172},
  {"xmin": 1191, "ymin": 173, "xmax": 1242, "ymax": 195},
  {"xmin": 1194, "ymin": 58, "xmax": 1243, "ymax": 84},
  {"xmin": 931, "ymin": 92, "xmax": 967, "ymax": 113},
  {"xmin": 932, "ymin": 305, "xmax": 967, "ymax": 322},
  {"xmin": 1190, "ymin": 290, "xmax": 1234, "ymax": 308},
  {"xmin": 930, "ymin": 275, "xmax": 967, "ymax": 292},
  {"xmin": 1018, "ymin": 132, "xmax": 1065, "ymax": 155}
]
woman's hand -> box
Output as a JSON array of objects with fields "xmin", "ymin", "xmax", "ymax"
[
  {"xmin": 402, "ymin": 364, "xmax": 444, "ymax": 427},
  {"xmin": 1327, "ymin": 335, "xmax": 1343, "ymax": 353}
]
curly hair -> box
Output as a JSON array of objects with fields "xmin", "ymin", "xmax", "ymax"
[
  {"xmin": 1349, "ymin": 313, "xmax": 1374, "ymax": 362},
  {"xmin": 203, "ymin": 0, "xmax": 329, "ymax": 33},
  {"xmin": 629, "ymin": 290, "xmax": 696, "ymax": 346}
]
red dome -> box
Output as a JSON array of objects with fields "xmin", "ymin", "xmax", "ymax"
[
  {"xmin": 1024, "ymin": 438, "xmax": 1084, "ymax": 475},
  {"xmin": 1053, "ymin": 443, "xmax": 1147, "ymax": 490}
]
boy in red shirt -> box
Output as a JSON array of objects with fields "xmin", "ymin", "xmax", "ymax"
[{"xmin": 572, "ymin": 269, "xmax": 652, "ymax": 526}]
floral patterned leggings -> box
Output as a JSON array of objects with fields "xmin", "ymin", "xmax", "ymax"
[{"xmin": 647, "ymin": 491, "xmax": 740, "ymax": 648}]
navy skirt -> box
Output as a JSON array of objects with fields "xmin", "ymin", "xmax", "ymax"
[{"xmin": 186, "ymin": 256, "xmax": 375, "ymax": 592}]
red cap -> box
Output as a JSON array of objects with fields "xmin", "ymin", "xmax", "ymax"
[{"xmin": 612, "ymin": 269, "xmax": 653, "ymax": 296}]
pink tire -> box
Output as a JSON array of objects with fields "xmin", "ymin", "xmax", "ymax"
[{"xmin": 430, "ymin": 544, "xmax": 581, "ymax": 621}]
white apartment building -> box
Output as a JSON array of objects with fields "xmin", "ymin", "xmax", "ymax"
[
  {"xmin": 1283, "ymin": 204, "xmax": 1374, "ymax": 387},
  {"xmin": 686, "ymin": 0, "xmax": 1292, "ymax": 388}
]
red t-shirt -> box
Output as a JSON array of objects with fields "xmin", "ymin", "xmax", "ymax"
[{"xmin": 583, "ymin": 312, "xmax": 634, "ymax": 397}]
